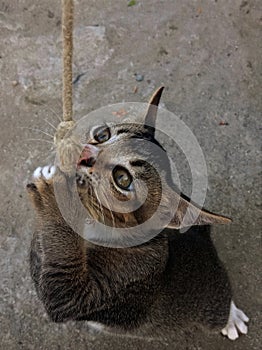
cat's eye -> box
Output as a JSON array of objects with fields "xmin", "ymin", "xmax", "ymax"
[
  {"xmin": 113, "ymin": 166, "xmax": 133, "ymax": 191},
  {"xmin": 93, "ymin": 126, "xmax": 111, "ymax": 143}
]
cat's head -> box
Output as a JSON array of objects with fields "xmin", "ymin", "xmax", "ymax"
[{"xmin": 58, "ymin": 87, "xmax": 231, "ymax": 235}]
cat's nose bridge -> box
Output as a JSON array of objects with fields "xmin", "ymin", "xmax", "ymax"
[{"xmin": 83, "ymin": 144, "xmax": 99, "ymax": 158}]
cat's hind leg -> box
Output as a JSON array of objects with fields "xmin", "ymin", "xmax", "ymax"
[{"xmin": 221, "ymin": 300, "xmax": 249, "ymax": 340}]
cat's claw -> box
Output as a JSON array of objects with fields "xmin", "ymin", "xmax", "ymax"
[
  {"xmin": 33, "ymin": 165, "xmax": 56, "ymax": 180},
  {"xmin": 221, "ymin": 301, "xmax": 249, "ymax": 340}
]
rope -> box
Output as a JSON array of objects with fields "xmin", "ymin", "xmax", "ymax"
[
  {"xmin": 62, "ymin": 0, "xmax": 73, "ymax": 122},
  {"xmin": 54, "ymin": 0, "xmax": 75, "ymax": 145}
]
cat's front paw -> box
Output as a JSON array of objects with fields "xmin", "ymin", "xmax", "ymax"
[
  {"xmin": 221, "ymin": 301, "xmax": 249, "ymax": 340},
  {"xmin": 27, "ymin": 165, "xmax": 58, "ymax": 214},
  {"xmin": 33, "ymin": 165, "xmax": 56, "ymax": 181}
]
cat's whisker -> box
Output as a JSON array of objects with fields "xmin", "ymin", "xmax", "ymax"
[
  {"xmin": 46, "ymin": 106, "xmax": 62, "ymax": 122},
  {"xmin": 43, "ymin": 118, "xmax": 58, "ymax": 131},
  {"xmin": 26, "ymin": 138, "xmax": 54, "ymax": 145},
  {"xmin": 19, "ymin": 127, "xmax": 54, "ymax": 139},
  {"xmin": 87, "ymin": 187, "xmax": 99, "ymax": 222},
  {"xmin": 91, "ymin": 187, "xmax": 107, "ymax": 226},
  {"xmin": 94, "ymin": 187, "xmax": 106, "ymax": 226},
  {"xmin": 81, "ymin": 171, "xmax": 102, "ymax": 224},
  {"xmin": 42, "ymin": 104, "xmax": 63, "ymax": 122},
  {"xmin": 100, "ymin": 186, "xmax": 115, "ymax": 228},
  {"xmin": 24, "ymin": 139, "xmax": 55, "ymax": 160}
]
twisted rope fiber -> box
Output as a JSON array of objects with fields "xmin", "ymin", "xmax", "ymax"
[{"xmin": 55, "ymin": 0, "xmax": 75, "ymax": 145}]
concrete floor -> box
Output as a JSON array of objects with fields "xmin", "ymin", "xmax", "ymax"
[{"xmin": 0, "ymin": 0, "xmax": 261, "ymax": 349}]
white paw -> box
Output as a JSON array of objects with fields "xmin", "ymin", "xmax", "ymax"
[
  {"xmin": 221, "ymin": 301, "xmax": 249, "ymax": 340},
  {"xmin": 87, "ymin": 321, "xmax": 105, "ymax": 333},
  {"xmin": 33, "ymin": 165, "xmax": 56, "ymax": 180}
]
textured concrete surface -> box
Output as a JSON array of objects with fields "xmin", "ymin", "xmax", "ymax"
[{"xmin": 0, "ymin": 0, "xmax": 261, "ymax": 349}]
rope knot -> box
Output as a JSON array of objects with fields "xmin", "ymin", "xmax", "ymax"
[{"xmin": 54, "ymin": 120, "xmax": 76, "ymax": 146}]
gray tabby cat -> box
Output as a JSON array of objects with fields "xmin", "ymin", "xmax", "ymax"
[{"xmin": 27, "ymin": 87, "xmax": 249, "ymax": 341}]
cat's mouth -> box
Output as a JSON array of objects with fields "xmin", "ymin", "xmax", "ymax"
[{"xmin": 78, "ymin": 156, "xmax": 96, "ymax": 168}]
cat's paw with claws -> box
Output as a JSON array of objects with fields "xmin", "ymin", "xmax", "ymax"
[
  {"xmin": 33, "ymin": 165, "xmax": 56, "ymax": 181},
  {"xmin": 27, "ymin": 165, "xmax": 59, "ymax": 216},
  {"xmin": 221, "ymin": 301, "xmax": 249, "ymax": 340}
]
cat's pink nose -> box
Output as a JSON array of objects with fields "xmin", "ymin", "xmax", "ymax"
[{"xmin": 78, "ymin": 144, "xmax": 99, "ymax": 168}]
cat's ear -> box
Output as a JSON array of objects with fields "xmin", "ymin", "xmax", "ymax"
[
  {"xmin": 144, "ymin": 86, "xmax": 165, "ymax": 132},
  {"xmin": 164, "ymin": 191, "xmax": 231, "ymax": 229}
]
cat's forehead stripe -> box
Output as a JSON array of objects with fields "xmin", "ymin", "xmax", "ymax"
[
  {"xmin": 116, "ymin": 128, "xmax": 130, "ymax": 135},
  {"xmin": 130, "ymin": 160, "xmax": 146, "ymax": 167}
]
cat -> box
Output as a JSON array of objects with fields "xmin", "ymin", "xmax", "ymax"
[{"xmin": 27, "ymin": 87, "xmax": 249, "ymax": 341}]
